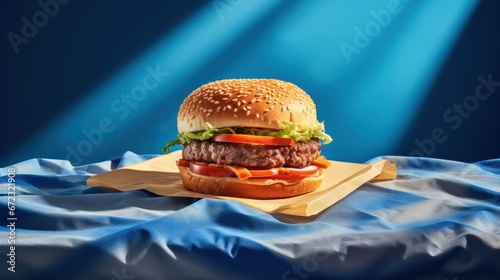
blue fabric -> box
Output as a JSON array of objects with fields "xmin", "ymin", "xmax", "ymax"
[{"xmin": 1, "ymin": 153, "xmax": 499, "ymax": 280}]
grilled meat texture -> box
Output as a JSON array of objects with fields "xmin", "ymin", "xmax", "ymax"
[{"xmin": 182, "ymin": 139, "xmax": 321, "ymax": 169}]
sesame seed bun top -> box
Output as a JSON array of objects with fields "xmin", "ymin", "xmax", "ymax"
[{"xmin": 177, "ymin": 79, "xmax": 319, "ymax": 133}]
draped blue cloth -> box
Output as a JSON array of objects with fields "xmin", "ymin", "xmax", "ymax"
[{"xmin": 1, "ymin": 152, "xmax": 499, "ymax": 279}]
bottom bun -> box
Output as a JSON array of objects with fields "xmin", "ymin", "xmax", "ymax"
[{"xmin": 178, "ymin": 166, "xmax": 324, "ymax": 199}]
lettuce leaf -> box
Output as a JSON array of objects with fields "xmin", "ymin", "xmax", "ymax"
[{"xmin": 163, "ymin": 121, "xmax": 332, "ymax": 154}]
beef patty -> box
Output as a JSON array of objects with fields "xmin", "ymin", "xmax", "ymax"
[{"xmin": 182, "ymin": 139, "xmax": 321, "ymax": 169}]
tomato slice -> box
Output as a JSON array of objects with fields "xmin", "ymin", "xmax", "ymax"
[
  {"xmin": 210, "ymin": 134, "xmax": 296, "ymax": 146},
  {"xmin": 189, "ymin": 162, "xmax": 235, "ymax": 177},
  {"xmin": 177, "ymin": 158, "xmax": 191, "ymax": 167},
  {"xmin": 184, "ymin": 160, "xmax": 319, "ymax": 180}
]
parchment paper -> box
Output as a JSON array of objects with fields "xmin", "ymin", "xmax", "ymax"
[{"xmin": 87, "ymin": 151, "xmax": 397, "ymax": 216}]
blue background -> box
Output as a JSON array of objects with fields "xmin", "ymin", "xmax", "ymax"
[{"xmin": 1, "ymin": 0, "xmax": 499, "ymax": 166}]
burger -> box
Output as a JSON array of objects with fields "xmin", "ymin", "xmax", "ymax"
[{"xmin": 164, "ymin": 79, "xmax": 332, "ymax": 199}]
